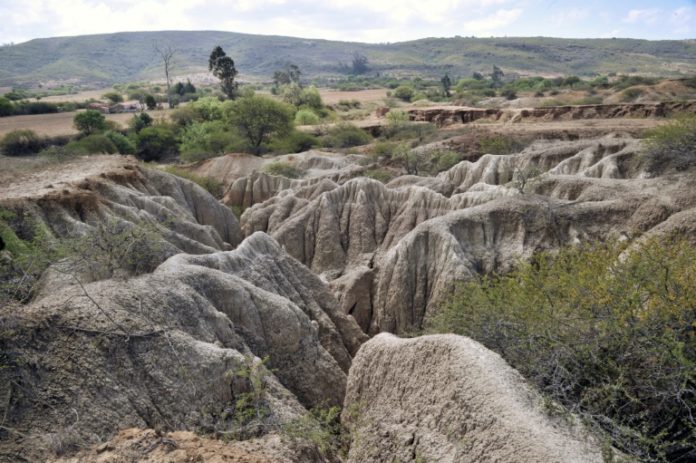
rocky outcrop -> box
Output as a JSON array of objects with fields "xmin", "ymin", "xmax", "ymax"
[
  {"xmin": 0, "ymin": 232, "xmax": 365, "ymax": 462},
  {"xmin": 343, "ymin": 334, "xmax": 607, "ymax": 463}
]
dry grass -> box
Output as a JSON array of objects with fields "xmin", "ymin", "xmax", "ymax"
[{"xmin": 319, "ymin": 88, "xmax": 388, "ymax": 105}]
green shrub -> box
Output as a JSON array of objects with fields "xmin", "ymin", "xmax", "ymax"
[
  {"xmin": 0, "ymin": 97, "xmax": 13, "ymax": 117},
  {"xmin": 371, "ymin": 141, "xmax": 398, "ymax": 157},
  {"xmin": 337, "ymin": 99, "xmax": 361, "ymax": 110},
  {"xmin": 145, "ymin": 94, "xmax": 157, "ymax": 110},
  {"xmin": 161, "ymin": 166, "xmax": 224, "ymax": 198},
  {"xmin": 393, "ymin": 85, "xmax": 415, "ymax": 102},
  {"xmin": 65, "ymin": 134, "xmax": 118, "ymax": 155},
  {"xmin": 104, "ymin": 131, "xmax": 135, "ymax": 154},
  {"xmin": 431, "ymin": 150, "xmax": 462, "ymax": 172},
  {"xmin": 621, "ymin": 87, "xmax": 643, "ymax": 102},
  {"xmin": 501, "ymin": 89, "xmax": 517, "ymax": 100},
  {"xmin": 263, "ymin": 161, "xmax": 304, "ymax": 179},
  {"xmin": 268, "ymin": 130, "xmax": 318, "ymax": 154},
  {"xmin": 295, "ymin": 109, "xmax": 321, "ymax": 125},
  {"xmin": 102, "ymin": 92, "xmax": 123, "ymax": 104},
  {"xmin": 129, "ymin": 113, "xmax": 152, "ymax": 134},
  {"xmin": 136, "ymin": 126, "xmax": 178, "ymax": 162},
  {"xmin": 0, "ymin": 130, "xmax": 44, "ymax": 156},
  {"xmin": 363, "ymin": 168, "xmax": 395, "ymax": 183},
  {"xmin": 431, "ymin": 239, "xmax": 696, "ymax": 462},
  {"xmin": 73, "ymin": 110, "xmax": 107, "ymax": 135},
  {"xmin": 179, "ymin": 121, "xmax": 245, "ymax": 162},
  {"xmin": 322, "ymin": 123, "xmax": 371, "ymax": 148},
  {"xmin": 644, "ymin": 114, "xmax": 696, "ymax": 174},
  {"xmin": 479, "ymin": 135, "xmax": 526, "ymax": 155}
]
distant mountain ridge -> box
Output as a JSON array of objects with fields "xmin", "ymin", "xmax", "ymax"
[{"xmin": 1, "ymin": 30, "xmax": 695, "ymax": 87}]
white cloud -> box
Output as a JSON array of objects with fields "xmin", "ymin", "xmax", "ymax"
[
  {"xmin": 463, "ymin": 8, "xmax": 523, "ymax": 33},
  {"xmin": 623, "ymin": 8, "xmax": 662, "ymax": 25}
]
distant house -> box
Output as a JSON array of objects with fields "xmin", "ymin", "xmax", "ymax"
[{"xmin": 109, "ymin": 100, "xmax": 142, "ymax": 113}]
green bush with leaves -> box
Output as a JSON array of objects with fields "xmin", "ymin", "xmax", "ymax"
[
  {"xmin": 431, "ymin": 239, "xmax": 696, "ymax": 462},
  {"xmin": 129, "ymin": 112, "xmax": 153, "ymax": 133},
  {"xmin": 322, "ymin": 123, "xmax": 371, "ymax": 148},
  {"xmin": 0, "ymin": 130, "xmax": 44, "ymax": 156},
  {"xmin": 179, "ymin": 121, "xmax": 245, "ymax": 162},
  {"xmin": 644, "ymin": 114, "xmax": 696, "ymax": 174},
  {"xmin": 136, "ymin": 125, "xmax": 178, "ymax": 162},
  {"xmin": 104, "ymin": 131, "xmax": 135, "ymax": 154},
  {"xmin": 263, "ymin": 161, "xmax": 304, "ymax": 179},
  {"xmin": 73, "ymin": 110, "xmax": 107, "ymax": 135},
  {"xmin": 65, "ymin": 134, "xmax": 118, "ymax": 155},
  {"xmin": 393, "ymin": 85, "xmax": 415, "ymax": 102},
  {"xmin": 479, "ymin": 134, "xmax": 527, "ymax": 155},
  {"xmin": 224, "ymin": 95, "xmax": 294, "ymax": 155},
  {"xmin": 295, "ymin": 109, "xmax": 321, "ymax": 125},
  {"xmin": 268, "ymin": 130, "xmax": 318, "ymax": 154}
]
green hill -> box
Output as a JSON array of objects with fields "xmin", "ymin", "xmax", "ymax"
[{"xmin": 1, "ymin": 31, "xmax": 695, "ymax": 87}]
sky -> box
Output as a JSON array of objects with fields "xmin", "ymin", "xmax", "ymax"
[{"xmin": 0, "ymin": 0, "xmax": 694, "ymax": 45}]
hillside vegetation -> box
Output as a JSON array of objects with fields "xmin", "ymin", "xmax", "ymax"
[{"xmin": 1, "ymin": 31, "xmax": 696, "ymax": 87}]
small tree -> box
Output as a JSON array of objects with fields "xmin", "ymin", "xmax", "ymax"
[
  {"xmin": 351, "ymin": 52, "xmax": 369, "ymax": 75},
  {"xmin": 273, "ymin": 63, "xmax": 302, "ymax": 89},
  {"xmin": 225, "ymin": 95, "xmax": 293, "ymax": 154},
  {"xmin": 490, "ymin": 65, "xmax": 504, "ymax": 87},
  {"xmin": 136, "ymin": 126, "xmax": 178, "ymax": 161},
  {"xmin": 74, "ymin": 110, "xmax": 107, "ymax": 135},
  {"xmin": 441, "ymin": 74, "xmax": 452, "ymax": 97},
  {"xmin": 102, "ymin": 92, "xmax": 123, "ymax": 104},
  {"xmin": 209, "ymin": 46, "xmax": 238, "ymax": 99},
  {"xmin": 153, "ymin": 42, "xmax": 176, "ymax": 107},
  {"xmin": 130, "ymin": 112, "xmax": 153, "ymax": 133},
  {"xmin": 145, "ymin": 94, "xmax": 157, "ymax": 110}
]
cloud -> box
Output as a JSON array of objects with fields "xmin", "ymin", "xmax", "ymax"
[
  {"xmin": 463, "ymin": 8, "xmax": 523, "ymax": 33},
  {"xmin": 623, "ymin": 8, "xmax": 662, "ymax": 25}
]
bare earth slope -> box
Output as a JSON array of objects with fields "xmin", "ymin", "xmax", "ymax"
[
  {"xmin": 236, "ymin": 135, "xmax": 696, "ymax": 334},
  {"xmin": 344, "ymin": 334, "xmax": 606, "ymax": 463}
]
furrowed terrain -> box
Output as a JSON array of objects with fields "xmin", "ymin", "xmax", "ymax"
[{"xmin": 2, "ymin": 94, "xmax": 696, "ymax": 463}]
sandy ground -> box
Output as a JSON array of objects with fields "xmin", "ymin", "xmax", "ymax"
[
  {"xmin": 319, "ymin": 88, "xmax": 388, "ymax": 104},
  {"xmin": 0, "ymin": 108, "xmax": 173, "ymax": 137},
  {"xmin": 0, "ymin": 154, "xmax": 136, "ymax": 201}
]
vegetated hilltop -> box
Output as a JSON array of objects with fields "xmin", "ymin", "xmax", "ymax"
[{"xmin": 1, "ymin": 31, "xmax": 696, "ymax": 87}]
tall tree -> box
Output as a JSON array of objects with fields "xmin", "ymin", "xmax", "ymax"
[
  {"xmin": 491, "ymin": 65, "xmax": 505, "ymax": 87},
  {"xmin": 273, "ymin": 63, "xmax": 302, "ymax": 90},
  {"xmin": 351, "ymin": 52, "xmax": 369, "ymax": 75},
  {"xmin": 209, "ymin": 46, "xmax": 238, "ymax": 99},
  {"xmin": 441, "ymin": 74, "xmax": 452, "ymax": 97},
  {"xmin": 153, "ymin": 43, "xmax": 176, "ymax": 107}
]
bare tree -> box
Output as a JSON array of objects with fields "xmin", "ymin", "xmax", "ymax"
[{"xmin": 153, "ymin": 42, "xmax": 176, "ymax": 108}]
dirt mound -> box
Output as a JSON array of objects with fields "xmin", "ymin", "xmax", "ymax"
[
  {"xmin": 0, "ymin": 231, "xmax": 364, "ymax": 462},
  {"xmin": 344, "ymin": 334, "xmax": 607, "ymax": 463}
]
